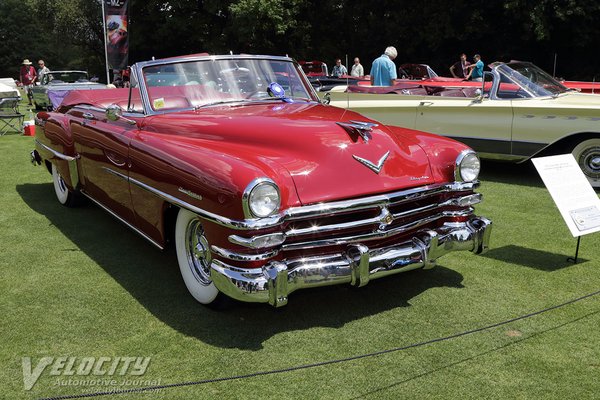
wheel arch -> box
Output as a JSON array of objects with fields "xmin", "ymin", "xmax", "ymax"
[{"xmin": 524, "ymin": 131, "xmax": 600, "ymax": 160}]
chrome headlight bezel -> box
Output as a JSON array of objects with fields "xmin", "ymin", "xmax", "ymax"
[
  {"xmin": 243, "ymin": 178, "xmax": 281, "ymax": 219},
  {"xmin": 454, "ymin": 150, "xmax": 481, "ymax": 182}
]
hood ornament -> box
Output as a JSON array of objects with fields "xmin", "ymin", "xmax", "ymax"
[
  {"xmin": 337, "ymin": 120, "xmax": 378, "ymax": 143},
  {"xmin": 353, "ymin": 151, "xmax": 390, "ymax": 174}
]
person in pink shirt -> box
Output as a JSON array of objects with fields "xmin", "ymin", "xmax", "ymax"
[{"xmin": 19, "ymin": 59, "xmax": 37, "ymax": 105}]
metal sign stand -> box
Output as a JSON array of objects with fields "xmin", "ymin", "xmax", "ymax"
[{"xmin": 567, "ymin": 236, "xmax": 582, "ymax": 264}]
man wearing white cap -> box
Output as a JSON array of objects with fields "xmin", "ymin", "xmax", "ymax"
[
  {"xmin": 370, "ymin": 46, "xmax": 398, "ymax": 86},
  {"xmin": 19, "ymin": 59, "xmax": 37, "ymax": 105}
]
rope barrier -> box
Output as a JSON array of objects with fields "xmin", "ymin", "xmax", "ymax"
[{"xmin": 38, "ymin": 288, "xmax": 600, "ymax": 400}]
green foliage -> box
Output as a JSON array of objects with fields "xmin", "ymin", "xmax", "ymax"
[
  {"xmin": 2, "ymin": 0, "xmax": 600, "ymax": 82},
  {"xmin": 228, "ymin": 0, "xmax": 304, "ymax": 52},
  {"xmin": 0, "ymin": 0, "xmax": 46, "ymax": 80}
]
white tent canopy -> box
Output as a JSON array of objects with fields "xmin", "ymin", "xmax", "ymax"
[{"xmin": 0, "ymin": 81, "xmax": 20, "ymax": 98}]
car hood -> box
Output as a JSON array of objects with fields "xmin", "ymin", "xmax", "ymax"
[
  {"xmin": 544, "ymin": 92, "xmax": 600, "ymax": 107},
  {"xmin": 147, "ymin": 102, "xmax": 435, "ymax": 205}
]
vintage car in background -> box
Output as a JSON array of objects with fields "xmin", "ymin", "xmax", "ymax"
[
  {"xmin": 31, "ymin": 70, "xmax": 106, "ymax": 110},
  {"xmin": 31, "ymin": 54, "xmax": 491, "ymax": 307},
  {"xmin": 396, "ymin": 61, "xmax": 600, "ymax": 94},
  {"xmin": 398, "ymin": 63, "xmax": 439, "ymax": 80},
  {"xmin": 298, "ymin": 60, "xmax": 329, "ymax": 76},
  {"xmin": 326, "ymin": 61, "xmax": 600, "ymax": 188}
]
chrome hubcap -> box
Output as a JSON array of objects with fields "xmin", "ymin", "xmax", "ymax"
[
  {"xmin": 591, "ymin": 156, "xmax": 600, "ymax": 169},
  {"xmin": 185, "ymin": 219, "xmax": 212, "ymax": 285},
  {"xmin": 57, "ymin": 175, "xmax": 67, "ymax": 194},
  {"xmin": 578, "ymin": 146, "xmax": 600, "ymax": 180}
]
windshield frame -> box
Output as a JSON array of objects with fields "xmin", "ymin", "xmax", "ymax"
[
  {"xmin": 44, "ymin": 71, "xmax": 89, "ymax": 85},
  {"xmin": 131, "ymin": 55, "xmax": 319, "ymax": 116},
  {"xmin": 492, "ymin": 61, "xmax": 569, "ymax": 99}
]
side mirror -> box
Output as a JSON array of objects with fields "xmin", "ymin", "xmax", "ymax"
[
  {"xmin": 106, "ymin": 104, "xmax": 123, "ymax": 121},
  {"xmin": 322, "ymin": 92, "xmax": 331, "ymax": 105},
  {"xmin": 106, "ymin": 104, "xmax": 137, "ymax": 125}
]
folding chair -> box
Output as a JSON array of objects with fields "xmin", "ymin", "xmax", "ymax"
[{"xmin": 0, "ymin": 97, "xmax": 24, "ymax": 135}]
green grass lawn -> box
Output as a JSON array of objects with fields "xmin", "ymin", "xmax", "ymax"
[{"xmin": 1, "ymin": 130, "xmax": 600, "ymax": 400}]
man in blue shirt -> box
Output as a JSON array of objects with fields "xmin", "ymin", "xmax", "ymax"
[
  {"xmin": 370, "ymin": 46, "xmax": 398, "ymax": 86},
  {"xmin": 331, "ymin": 59, "xmax": 348, "ymax": 78},
  {"xmin": 467, "ymin": 54, "xmax": 484, "ymax": 82}
]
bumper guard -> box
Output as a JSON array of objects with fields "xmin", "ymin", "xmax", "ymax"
[{"xmin": 211, "ymin": 217, "xmax": 491, "ymax": 307}]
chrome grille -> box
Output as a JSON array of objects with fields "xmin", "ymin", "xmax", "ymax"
[{"xmin": 218, "ymin": 182, "xmax": 482, "ymax": 262}]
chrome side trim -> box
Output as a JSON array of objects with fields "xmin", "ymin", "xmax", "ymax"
[
  {"xmin": 35, "ymin": 139, "xmax": 79, "ymax": 162},
  {"xmin": 80, "ymin": 191, "xmax": 164, "ymax": 250},
  {"xmin": 35, "ymin": 139, "xmax": 81, "ymax": 189}
]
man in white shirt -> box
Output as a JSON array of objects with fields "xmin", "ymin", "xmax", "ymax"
[
  {"xmin": 350, "ymin": 57, "xmax": 364, "ymax": 77},
  {"xmin": 37, "ymin": 60, "xmax": 50, "ymax": 83}
]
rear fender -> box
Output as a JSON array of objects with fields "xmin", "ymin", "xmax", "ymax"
[{"xmin": 35, "ymin": 111, "xmax": 80, "ymax": 189}]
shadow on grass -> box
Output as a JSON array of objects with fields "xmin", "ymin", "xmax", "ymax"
[
  {"xmin": 350, "ymin": 309, "xmax": 600, "ymax": 399},
  {"xmin": 18, "ymin": 183, "xmax": 465, "ymax": 351},
  {"xmin": 482, "ymin": 244, "xmax": 586, "ymax": 271},
  {"xmin": 479, "ymin": 159, "xmax": 544, "ymax": 188}
]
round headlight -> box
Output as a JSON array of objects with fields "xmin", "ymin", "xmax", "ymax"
[
  {"xmin": 245, "ymin": 179, "xmax": 281, "ymax": 218},
  {"xmin": 455, "ymin": 151, "xmax": 480, "ymax": 182}
]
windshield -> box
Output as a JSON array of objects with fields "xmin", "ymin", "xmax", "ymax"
[
  {"xmin": 496, "ymin": 62, "xmax": 568, "ymax": 97},
  {"xmin": 141, "ymin": 58, "xmax": 316, "ymax": 111},
  {"xmin": 45, "ymin": 72, "xmax": 89, "ymax": 85}
]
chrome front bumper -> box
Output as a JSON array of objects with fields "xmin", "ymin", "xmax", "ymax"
[{"xmin": 210, "ymin": 217, "xmax": 492, "ymax": 307}]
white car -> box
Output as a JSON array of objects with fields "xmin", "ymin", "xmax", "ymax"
[
  {"xmin": 326, "ymin": 61, "xmax": 600, "ymax": 187},
  {"xmin": 31, "ymin": 70, "xmax": 105, "ymax": 110}
]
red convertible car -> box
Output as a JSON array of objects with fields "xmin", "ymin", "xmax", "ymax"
[{"xmin": 31, "ymin": 54, "xmax": 491, "ymax": 307}]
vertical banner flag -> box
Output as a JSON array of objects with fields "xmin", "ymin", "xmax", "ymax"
[{"xmin": 103, "ymin": 0, "xmax": 129, "ymax": 70}]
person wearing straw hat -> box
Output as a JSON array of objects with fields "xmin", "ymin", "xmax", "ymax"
[{"xmin": 19, "ymin": 59, "xmax": 37, "ymax": 105}]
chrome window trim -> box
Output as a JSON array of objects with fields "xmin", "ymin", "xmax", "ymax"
[{"xmin": 131, "ymin": 54, "xmax": 320, "ymax": 116}]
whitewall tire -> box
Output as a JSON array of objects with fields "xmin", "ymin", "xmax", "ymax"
[
  {"xmin": 52, "ymin": 163, "xmax": 78, "ymax": 207},
  {"xmin": 571, "ymin": 138, "xmax": 600, "ymax": 188},
  {"xmin": 175, "ymin": 208, "xmax": 220, "ymax": 305}
]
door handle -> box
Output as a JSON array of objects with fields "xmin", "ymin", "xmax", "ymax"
[
  {"xmin": 82, "ymin": 112, "xmax": 94, "ymax": 120},
  {"xmin": 419, "ymin": 101, "xmax": 433, "ymax": 106}
]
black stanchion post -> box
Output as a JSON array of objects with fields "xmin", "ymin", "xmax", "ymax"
[{"xmin": 567, "ymin": 236, "xmax": 581, "ymax": 264}]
